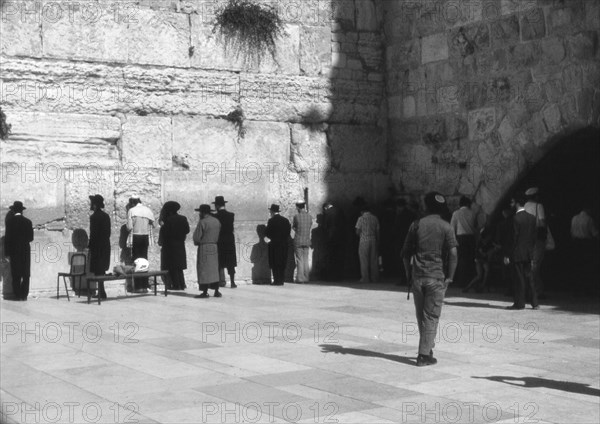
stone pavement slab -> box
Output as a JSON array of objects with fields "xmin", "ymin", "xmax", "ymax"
[{"xmin": 1, "ymin": 283, "xmax": 599, "ymax": 423}]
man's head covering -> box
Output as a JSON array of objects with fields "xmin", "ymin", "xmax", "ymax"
[
  {"xmin": 213, "ymin": 196, "xmax": 228, "ymax": 207},
  {"xmin": 195, "ymin": 204, "xmax": 213, "ymax": 214},
  {"xmin": 424, "ymin": 192, "xmax": 447, "ymax": 215},
  {"xmin": 269, "ymin": 204, "xmax": 280, "ymax": 213},
  {"xmin": 10, "ymin": 201, "xmax": 26, "ymax": 212},
  {"xmin": 525, "ymin": 187, "xmax": 539, "ymax": 196},
  {"xmin": 163, "ymin": 201, "xmax": 181, "ymax": 214},
  {"xmin": 89, "ymin": 194, "xmax": 105, "ymax": 209},
  {"xmin": 295, "ymin": 200, "xmax": 306, "ymax": 209}
]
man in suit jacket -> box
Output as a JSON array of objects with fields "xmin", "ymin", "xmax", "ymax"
[
  {"xmin": 213, "ymin": 196, "xmax": 237, "ymax": 288},
  {"xmin": 505, "ymin": 194, "xmax": 539, "ymax": 310},
  {"xmin": 4, "ymin": 201, "xmax": 34, "ymax": 300},
  {"xmin": 89, "ymin": 195, "xmax": 111, "ymax": 299},
  {"xmin": 158, "ymin": 201, "xmax": 190, "ymax": 290},
  {"xmin": 266, "ymin": 204, "xmax": 291, "ymax": 285}
]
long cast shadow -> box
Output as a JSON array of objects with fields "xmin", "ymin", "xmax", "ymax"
[
  {"xmin": 320, "ymin": 344, "xmax": 415, "ymax": 366},
  {"xmin": 473, "ymin": 376, "xmax": 600, "ymax": 397},
  {"xmin": 444, "ymin": 301, "xmax": 508, "ymax": 310}
]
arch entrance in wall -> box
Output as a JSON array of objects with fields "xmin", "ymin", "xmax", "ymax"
[{"xmin": 494, "ymin": 126, "xmax": 600, "ymax": 292}]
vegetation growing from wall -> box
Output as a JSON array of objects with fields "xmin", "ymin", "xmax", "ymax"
[
  {"xmin": 0, "ymin": 107, "xmax": 11, "ymax": 140},
  {"xmin": 213, "ymin": 0, "xmax": 285, "ymax": 67}
]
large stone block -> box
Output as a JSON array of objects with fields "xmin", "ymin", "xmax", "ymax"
[
  {"xmin": 0, "ymin": 57, "xmax": 239, "ymax": 117},
  {"xmin": 121, "ymin": 116, "xmax": 173, "ymax": 170},
  {"xmin": 386, "ymin": 40, "xmax": 420, "ymax": 70},
  {"xmin": 567, "ymin": 31, "xmax": 599, "ymax": 60},
  {"xmin": 114, "ymin": 169, "xmax": 163, "ymax": 224},
  {"xmin": 421, "ymin": 33, "xmax": 449, "ymax": 64},
  {"xmin": 64, "ymin": 169, "xmax": 116, "ymax": 230},
  {"xmin": 449, "ymin": 24, "xmax": 489, "ymax": 58},
  {"xmin": 300, "ymin": 26, "xmax": 332, "ymax": 76},
  {"xmin": 328, "ymin": 125, "xmax": 385, "ymax": 173},
  {"xmin": 468, "ymin": 107, "xmax": 496, "ymax": 141},
  {"xmin": 162, "ymin": 171, "xmax": 271, "ymax": 223},
  {"xmin": 0, "ymin": 6, "xmax": 42, "ymax": 57},
  {"xmin": 317, "ymin": 171, "xmax": 390, "ymax": 207},
  {"xmin": 172, "ymin": 116, "xmax": 238, "ymax": 171},
  {"xmin": 490, "ymin": 14, "xmax": 520, "ymax": 48},
  {"xmin": 356, "ymin": 0, "xmax": 379, "ymax": 31},
  {"xmin": 5, "ymin": 111, "xmax": 121, "ymax": 144},
  {"xmin": 547, "ymin": 6, "xmax": 586, "ymax": 36},
  {"xmin": 237, "ymin": 121, "xmax": 291, "ymax": 168},
  {"xmin": 42, "ymin": 6, "xmax": 129, "ymax": 63},
  {"xmin": 0, "ymin": 164, "xmax": 65, "ymax": 227},
  {"xmin": 128, "ymin": 9, "xmax": 191, "ymax": 68},
  {"xmin": 508, "ymin": 42, "xmax": 541, "ymax": 69},
  {"xmin": 521, "ymin": 8, "xmax": 546, "ymax": 41},
  {"xmin": 290, "ymin": 125, "xmax": 330, "ymax": 175},
  {"xmin": 540, "ymin": 37, "xmax": 566, "ymax": 65}
]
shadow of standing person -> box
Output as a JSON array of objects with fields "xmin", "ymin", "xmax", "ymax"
[{"xmin": 250, "ymin": 225, "xmax": 271, "ymax": 285}]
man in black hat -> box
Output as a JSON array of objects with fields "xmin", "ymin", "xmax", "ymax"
[
  {"xmin": 402, "ymin": 192, "xmax": 457, "ymax": 367},
  {"xmin": 158, "ymin": 201, "xmax": 190, "ymax": 290},
  {"xmin": 212, "ymin": 196, "xmax": 237, "ymax": 288},
  {"xmin": 266, "ymin": 204, "xmax": 291, "ymax": 285},
  {"xmin": 89, "ymin": 195, "xmax": 111, "ymax": 299},
  {"xmin": 193, "ymin": 204, "xmax": 222, "ymax": 298},
  {"xmin": 4, "ymin": 201, "xmax": 34, "ymax": 300}
]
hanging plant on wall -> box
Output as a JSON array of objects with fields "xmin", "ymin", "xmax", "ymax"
[
  {"xmin": 224, "ymin": 106, "xmax": 247, "ymax": 143},
  {"xmin": 0, "ymin": 107, "xmax": 12, "ymax": 140},
  {"xmin": 213, "ymin": 0, "xmax": 285, "ymax": 67}
]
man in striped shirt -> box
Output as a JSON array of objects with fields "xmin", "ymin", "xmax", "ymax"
[
  {"xmin": 355, "ymin": 205, "xmax": 380, "ymax": 284},
  {"xmin": 292, "ymin": 201, "xmax": 313, "ymax": 283}
]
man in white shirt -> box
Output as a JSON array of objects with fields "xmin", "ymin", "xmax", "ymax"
[
  {"xmin": 450, "ymin": 196, "xmax": 478, "ymax": 287},
  {"xmin": 127, "ymin": 195, "xmax": 155, "ymax": 292}
]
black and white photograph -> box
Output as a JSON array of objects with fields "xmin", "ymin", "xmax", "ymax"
[{"xmin": 1, "ymin": 0, "xmax": 599, "ymax": 423}]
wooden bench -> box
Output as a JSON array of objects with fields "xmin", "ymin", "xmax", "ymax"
[{"xmin": 85, "ymin": 270, "xmax": 170, "ymax": 305}]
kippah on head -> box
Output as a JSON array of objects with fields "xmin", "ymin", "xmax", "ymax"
[{"xmin": 424, "ymin": 192, "xmax": 446, "ymax": 215}]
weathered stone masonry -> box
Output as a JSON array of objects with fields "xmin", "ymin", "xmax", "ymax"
[
  {"xmin": 1, "ymin": 0, "xmax": 599, "ymax": 291},
  {"xmin": 0, "ymin": 0, "xmax": 388, "ymax": 288},
  {"xmin": 385, "ymin": 0, "xmax": 600, "ymax": 214}
]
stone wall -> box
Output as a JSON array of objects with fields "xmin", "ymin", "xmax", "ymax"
[
  {"xmin": 0, "ymin": 0, "xmax": 387, "ymax": 290},
  {"xmin": 385, "ymin": 0, "xmax": 600, "ymax": 213}
]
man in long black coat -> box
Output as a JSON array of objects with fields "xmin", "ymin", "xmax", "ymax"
[
  {"xmin": 4, "ymin": 201, "xmax": 33, "ymax": 301},
  {"xmin": 158, "ymin": 201, "xmax": 190, "ymax": 290},
  {"xmin": 89, "ymin": 195, "xmax": 111, "ymax": 299},
  {"xmin": 266, "ymin": 204, "xmax": 291, "ymax": 286},
  {"xmin": 505, "ymin": 194, "xmax": 538, "ymax": 310},
  {"xmin": 213, "ymin": 196, "xmax": 237, "ymax": 288}
]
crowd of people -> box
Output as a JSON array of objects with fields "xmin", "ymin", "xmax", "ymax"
[{"xmin": 3, "ymin": 189, "xmax": 597, "ymax": 368}]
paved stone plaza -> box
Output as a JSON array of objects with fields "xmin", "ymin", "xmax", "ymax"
[{"xmin": 1, "ymin": 282, "xmax": 599, "ymax": 424}]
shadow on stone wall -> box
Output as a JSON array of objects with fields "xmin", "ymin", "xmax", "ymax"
[{"xmin": 491, "ymin": 126, "xmax": 600, "ymax": 291}]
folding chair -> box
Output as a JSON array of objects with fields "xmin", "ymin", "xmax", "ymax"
[{"xmin": 56, "ymin": 252, "xmax": 87, "ymax": 301}]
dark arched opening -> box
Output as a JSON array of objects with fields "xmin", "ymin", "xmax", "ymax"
[{"xmin": 494, "ymin": 126, "xmax": 600, "ymax": 292}]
